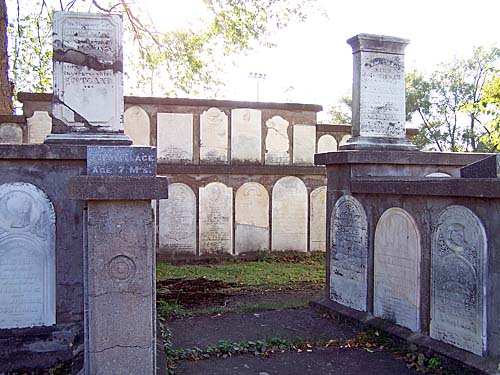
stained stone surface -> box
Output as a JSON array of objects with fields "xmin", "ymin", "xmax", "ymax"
[
  {"xmin": 309, "ymin": 186, "xmax": 326, "ymax": 252},
  {"xmin": 199, "ymin": 182, "xmax": 233, "ymax": 254},
  {"xmin": 330, "ymin": 195, "xmax": 368, "ymax": 311},
  {"xmin": 317, "ymin": 135, "xmax": 337, "ymax": 153},
  {"xmin": 200, "ymin": 107, "xmax": 228, "ymax": 163},
  {"xmin": 235, "ymin": 182, "xmax": 269, "ymax": 254},
  {"xmin": 460, "ymin": 154, "xmax": 500, "ymax": 178},
  {"xmin": 231, "ymin": 108, "xmax": 261, "ymax": 163},
  {"xmin": 52, "ymin": 12, "xmax": 123, "ymax": 132},
  {"xmin": 374, "ymin": 208, "xmax": 420, "ymax": 331},
  {"xmin": 0, "ymin": 124, "xmax": 22, "ymax": 144},
  {"xmin": 339, "ymin": 134, "xmax": 351, "ymax": 147},
  {"xmin": 159, "ymin": 183, "xmax": 197, "ymax": 254},
  {"xmin": 0, "ymin": 182, "xmax": 56, "ymax": 329},
  {"xmin": 265, "ymin": 116, "xmax": 290, "ymax": 165},
  {"xmin": 27, "ymin": 111, "xmax": 52, "ymax": 144},
  {"xmin": 157, "ymin": 113, "xmax": 193, "ymax": 162},
  {"xmin": 431, "ymin": 205, "xmax": 487, "ymax": 355},
  {"xmin": 124, "ymin": 106, "xmax": 150, "ymax": 145},
  {"xmin": 293, "ymin": 125, "xmax": 316, "ymax": 165},
  {"xmin": 272, "ymin": 176, "xmax": 307, "ymax": 252}
]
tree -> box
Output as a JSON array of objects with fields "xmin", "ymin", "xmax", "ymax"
[
  {"xmin": 0, "ymin": 0, "xmax": 12, "ymax": 114},
  {"xmin": 478, "ymin": 75, "xmax": 500, "ymax": 151},
  {"xmin": 325, "ymin": 94, "xmax": 352, "ymax": 124}
]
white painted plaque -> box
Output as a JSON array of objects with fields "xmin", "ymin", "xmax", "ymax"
[
  {"xmin": 124, "ymin": 106, "xmax": 150, "ymax": 145},
  {"xmin": 265, "ymin": 116, "xmax": 289, "ymax": 165},
  {"xmin": 293, "ymin": 125, "xmax": 316, "ymax": 165},
  {"xmin": 330, "ymin": 195, "xmax": 368, "ymax": 311},
  {"xmin": 159, "ymin": 183, "xmax": 196, "ymax": 254},
  {"xmin": 200, "ymin": 107, "xmax": 228, "ymax": 163},
  {"xmin": 27, "ymin": 111, "xmax": 52, "ymax": 144},
  {"xmin": 231, "ymin": 108, "xmax": 261, "ymax": 163},
  {"xmin": 0, "ymin": 182, "xmax": 56, "ymax": 328},
  {"xmin": 317, "ymin": 135, "xmax": 337, "ymax": 153},
  {"xmin": 310, "ymin": 186, "xmax": 326, "ymax": 252},
  {"xmin": 374, "ymin": 208, "xmax": 420, "ymax": 331},
  {"xmin": 0, "ymin": 124, "xmax": 22, "ymax": 144},
  {"xmin": 235, "ymin": 182, "xmax": 269, "ymax": 254},
  {"xmin": 157, "ymin": 113, "xmax": 193, "ymax": 162},
  {"xmin": 431, "ymin": 205, "xmax": 487, "ymax": 355},
  {"xmin": 272, "ymin": 176, "xmax": 307, "ymax": 251},
  {"xmin": 199, "ymin": 182, "xmax": 233, "ymax": 254}
]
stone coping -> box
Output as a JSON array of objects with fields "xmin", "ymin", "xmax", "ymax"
[
  {"xmin": 0, "ymin": 115, "xmax": 25, "ymax": 124},
  {"xmin": 0, "ymin": 144, "xmax": 87, "ymax": 159},
  {"xmin": 310, "ymin": 298, "xmax": 498, "ymax": 375},
  {"xmin": 157, "ymin": 164, "xmax": 325, "ymax": 175},
  {"xmin": 68, "ymin": 176, "xmax": 169, "ymax": 200},
  {"xmin": 349, "ymin": 177, "xmax": 500, "ymax": 198}
]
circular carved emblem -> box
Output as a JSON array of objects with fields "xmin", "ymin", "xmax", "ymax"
[{"xmin": 107, "ymin": 255, "xmax": 136, "ymax": 282}]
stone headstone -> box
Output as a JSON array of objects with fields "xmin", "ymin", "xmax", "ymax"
[
  {"xmin": 200, "ymin": 107, "xmax": 228, "ymax": 163},
  {"xmin": 265, "ymin": 116, "xmax": 290, "ymax": 165},
  {"xmin": 0, "ymin": 124, "xmax": 22, "ymax": 144},
  {"xmin": 159, "ymin": 183, "xmax": 196, "ymax": 255},
  {"xmin": 310, "ymin": 186, "xmax": 326, "ymax": 252},
  {"xmin": 341, "ymin": 34, "xmax": 416, "ymax": 151},
  {"xmin": 330, "ymin": 195, "xmax": 368, "ymax": 311},
  {"xmin": 157, "ymin": 113, "xmax": 193, "ymax": 162},
  {"xmin": 199, "ymin": 182, "xmax": 233, "ymax": 254},
  {"xmin": 339, "ymin": 134, "xmax": 350, "ymax": 147},
  {"xmin": 0, "ymin": 182, "xmax": 55, "ymax": 329},
  {"xmin": 27, "ymin": 111, "xmax": 52, "ymax": 144},
  {"xmin": 317, "ymin": 135, "xmax": 337, "ymax": 153},
  {"xmin": 460, "ymin": 154, "xmax": 500, "ymax": 178},
  {"xmin": 231, "ymin": 108, "xmax": 261, "ymax": 163},
  {"xmin": 272, "ymin": 176, "xmax": 307, "ymax": 251},
  {"xmin": 124, "ymin": 106, "xmax": 150, "ymax": 146},
  {"xmin": 374, "ymin": 208, "xmax": 420, "ymax": 331},
  {"xmin": 293, "ymin": 125, "xmax": 316, "ymax": 165},
  {"xmin": 425, "ymin": 172, "xmax": 451, "ymax": 177},
  {"xmin": 431, "ymin": 205, "xmax": 487, "ymax": 355},
  {"xmin": 87, "ymin": 146, "xmax": 156, "ymax": 176},
  {"xmin": 235, "ymin": 182, "xmax": 269, "ymax": 254}
]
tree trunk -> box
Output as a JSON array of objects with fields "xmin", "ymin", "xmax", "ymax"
[{"xmin": 0, "ymin": 0, "xmax": 12, "ymax": 115}]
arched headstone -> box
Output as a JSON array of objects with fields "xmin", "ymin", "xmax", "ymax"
[
  {"xmin": 124, "ymin": 106, "xmax": 150, "ymax": 146},
  {"xmin": 317, "ymin": 134, "xmax": 337, "ymax": 153},
  {"xmin": 0, "ymin": 182, "xmax": 56, "ymax": 328},
  {"xmin": 272, "ymin": 176, "xmax": 307, "ymax": 251},
  {"xmin": 27, "ymin": 111, "xmax": 52, "ymax": 144},
  {"xmin": 425, "ymin": 172, "xmax": 451, "ymax": 177},
  {"xmin": 265, "ymin": 116, "xmax": 289, "ymax": 165},
  {"xmin": 293, "ymin": 125, "xmax": 316, "ymax": 165},
  {"xmin": 159, "ymin": 183, "xmax": 196, "ymax": 255},
  {"xmin": 157, "ymin": 113, "xmax": 193, "ymax": 162},
  {"xmin": 330, "ymin": 195, "xmax": 368, "ymax": 311},
  {"xmin": 339, "ymin": 134, "xmax": 351, "ymax": 147},
  {"xmin": 431, "ymin": 205, "xmax": 487, "ymax": 355},
  {"xmin": 235, "ymin": 182, "xmax": 269, "ymax": 254},
  {"xmin": 200, "ymin": 107, "xmax": 228, "ymax": 163},
  {"xmin": 310, "ymin": 186, "xmax": 326, "ymax": 252},
  {"xmin": 374, "ymin": 208, "xmax": 421, "ymax": 331},
  {"xmin": 231, "ymin": 109, "xmax": 261, "ymax": 163}
]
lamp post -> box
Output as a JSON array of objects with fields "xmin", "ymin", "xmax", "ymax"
[{"xmin": 248, "ymin": 72, "xmax": 267, "ymax": 102}]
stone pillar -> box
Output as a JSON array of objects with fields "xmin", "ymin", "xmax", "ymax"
[{"xmin": 340, "ymin": 33, "xmax": 417, "ymax": 151}]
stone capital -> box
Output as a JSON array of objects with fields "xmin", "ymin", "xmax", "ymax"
[{"xmin": 347, "ymin": 33, "xmax": 410, "ymax": 55}]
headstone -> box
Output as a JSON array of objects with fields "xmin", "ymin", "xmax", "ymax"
[
  {"xmin": 426, "ymin": 172, "xmax": 451, "ymax": 177},
  {"xmin": 0, "ymin": 182, "xmax": 55, "ymax": 329},
  {"xmin": 293, "ymin": 125, "xmax": 316, "ymax": 165},
  {"xmin": 310, "ymin": 186, "xmax": 326, "ymax": 252},
  {"xmin": 0, "ymin": 124, "xmax": 22, "ymax": 144},
  {"xmin": 27, "ymin": 111, "xmax": 52, "ymax": 144},
  {"xmin": 124, "ymin": 106, "xmax": 150, "ymax": 146},
  {"xmin": 460, "ymin": 154, "xmax": 500, "ymax": 178},
  {"xmin": 317, "ymin": 135, "xmax": 337, "ymax": 153},
  {"xmin": 341, "ymin": 34, "xmax": 417, "ymax": 151},
  {"xmin": 231, "ymin": 108, "xmax": 261, "ymax": 163},
  {"xmin": 431, "ymin": 205, "xmax": 487, "ymax": 355},
  {"xmin": 265, "ymin": 116, "xmax": 290, "ymax": 165},
  {"xmin": 157, "ymin": 113, "xmax": 193, "ymax": 162},
  {"xmin": 235, "ymin": 182, "xmax": 269, "ymax": 254},
  {"xmin": 87, "ymin": 146, "xmax": 156, "ymax": 176},
  {"xmin": 272, "ymin": 176, "xmax": 307, "ymax": 251},
  {"xmin": 330, "ymin": 195, "xmax": 368, "ymax": 311},
  {"xmin": 200, "ymin": 107, "xmax": 228, "ymax": 163},
  {"xmin": 199, "ymin": 182, "xmax": 233, "ymax": 254},
  {"xmin": 159, "ymin": 183, "xmax": 196, "ymax": 255},
  {"xmin": 374, "ymin": 208, "xmax": 421, "ymax": 331},
  {"xmin": 339, "ymin": 134, "xmax": 350, "ymax": 146}
]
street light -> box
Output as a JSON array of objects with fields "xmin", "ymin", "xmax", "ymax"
[{"xmin": 248, "ymin": 72, "xmax": 267, "ymax": 102}]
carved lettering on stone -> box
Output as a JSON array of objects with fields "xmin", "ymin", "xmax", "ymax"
[
  {"xmin": 317, "ymin": 135, "xmax": 337, "ymax": 153},
  {"xmin": 374, "ymin": 208, "xmax": 420, "ymax": 331},
  {"xmin": 27, "ymin": 111, "xmax": 52, "ymax": 144},
  {"xmin": 272, "ymin": 176, "xmax": 307, "ymax": 251},
  {"xmin": 124, "ymin": 106, "xmax": 150, "ymax": 145},
  {"xmin": 431, "ymin": 205, "xmax": 487, "ymax": 355},
  {"xmin": 199, "ymin": 182, "xmax": 233, "ymax": 254},
  {"xmin": 310, "ymin": 187, "xmax": 326, "ymax": 252},
  {"xmin": 235, "ymin": 182, "xmax": 269, "ymax": 254},
  {"xmin": 265, "ymin": 116, "xmax": 289, "ymax": 165},
  {"xmin": 0, "ymin": 124, "xmax": 22, "ymax": 144},
  {"xmin": 0, "ymin": 183, "xmax": 56, "ymax": 329},
  {"xmin": 157, "ymin": 113, "xmax": 193, "ymax": 162},
  {"xmin": 330, "ymin": 195, "xmax": 368, "ymax": 311},
  {"xmin": 200, "ymin": 107, "xmax": 228, "ymax": 163},
  {"xmin": 159, "ymin": 183, "xmax": 196, "ymax": 254},
  {"xmin": 231, "ymin": 108, "xmax": 261, "ymax": 163},
  {"xmin": 293, "ymin": 125, "xmax": 316, "ymax": 165}
]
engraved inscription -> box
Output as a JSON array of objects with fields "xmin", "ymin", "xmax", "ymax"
[
  {"xmin": 231, "ymin": 108, "xmax": 261, "ymax": 162},
  {"xmin": 200, "ymin": 108, "xmax": 228, "ymax": 163},
  {"xmin": 265, "ymin": 116, "xmax": 289, "ymax": 165},
  {"xmin": 157, "ymin": 113, "xmax": 193, "ymax": 162}
]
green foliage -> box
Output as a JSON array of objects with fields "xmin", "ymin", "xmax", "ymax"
[{"xmin": 326, "ymin": 94, "xmax": 352, "ymax": 124}]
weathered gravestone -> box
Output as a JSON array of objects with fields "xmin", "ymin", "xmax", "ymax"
[
  {"xmin": 27, "ymin": 111, "xmax": 52, "ymax": 144},
  {"xmin": 124, "ymin": 106, "xmax": 150, "ymax": 146},
  {"xmin": 0, "ymin": 124, "xmax": 22, "ymax": 144},
  {"xmin": 293, "ymin": 125, "xmax": 316, "ymax": 165},
  {"xmin": 317, "ymin": 134, "xmax": 337, "ymax": 153},
  {"xmin": 0, "ymin": 182, "xmax": 55, "ymax": 329},
  {"xmin": 157, "ymin": 113, "xmax": 193, "ymax": 162},
  {"xmin": 231, "ymin": 108, "xmax": 261, "ymax": 163},
  {"xmin": 431, "ymin": 205, "xmax": 487, "ymax": 355},
  {"xmin": 200, "ymin": 108, "xmax": 228, "ymax": 163},
  {"xmin": 309, "ymin": 186, "xmax": 326, "ymax": 252},
  {"xmin": 265, "ymin": 116, "xmax": 290, "ymax": 165}
]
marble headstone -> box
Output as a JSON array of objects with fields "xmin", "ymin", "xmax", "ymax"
[
  {"xmin": 374, "ymin": 208, "xmax": 421, "ymax": 331},
  {"xmin": 200, "ymin": 107, "xmax": 228, "ymax": 163},
  {"xmin": 309, "ymin": 186, "xmax": 326, "ymax": 252},
  {"xmin": 235, "ymin": 182, "xmax": 269, "ymax": 254},
  {"xmin": 431, "ymin": 205, "xmax": 487, "ymax": 355},
  {"xmin": 157, "ymin": 113, "xmax": 193, "ymax": 162},
  {"xmin": 265, "ymin": 116, "xmax": 289, "ymax": 165},
  {"xmin": 231, "ymin": 108, "xmax": 261, "ymax": 163},
  {"xmin": 317, "ymin": 135, "xmax": 337, "ymax": 153},
  {"xmin": 293, "ymin": 125, "xmax": 316, "ymax": 165},
  {"xmin": 124, "ymin": 106, "xmax": 150, "ymax": 145},
  {"xmin": 27, "ymin": 111, "xmax": 52, "ymax": 144},
  {"xmin": 272, "ymin": 176, "xmax": 307, "ymax": 251},
  {"xmin": 0, "ymin": 182, "xmax": 56, "ymax": 329},
  {"xmin": 0, "ymin": 124, "xmax": 22, "ymax": 144},
  {"xmin": 330, "ymin": 195, "xmax": 368, "ymax": 311}
]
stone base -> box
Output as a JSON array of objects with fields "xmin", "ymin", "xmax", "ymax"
[
  {"xmin": 339, "ymin": 136, "xmax": 418, "ymax": 151},
  {"xmin": 44, "ymin": 133, "xmax": 132, "ymax": 145}
]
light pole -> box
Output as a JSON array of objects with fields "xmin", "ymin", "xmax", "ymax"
[{"xmin": 248, "ymin": 72, "xmax": 267, "ymax": 102}]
